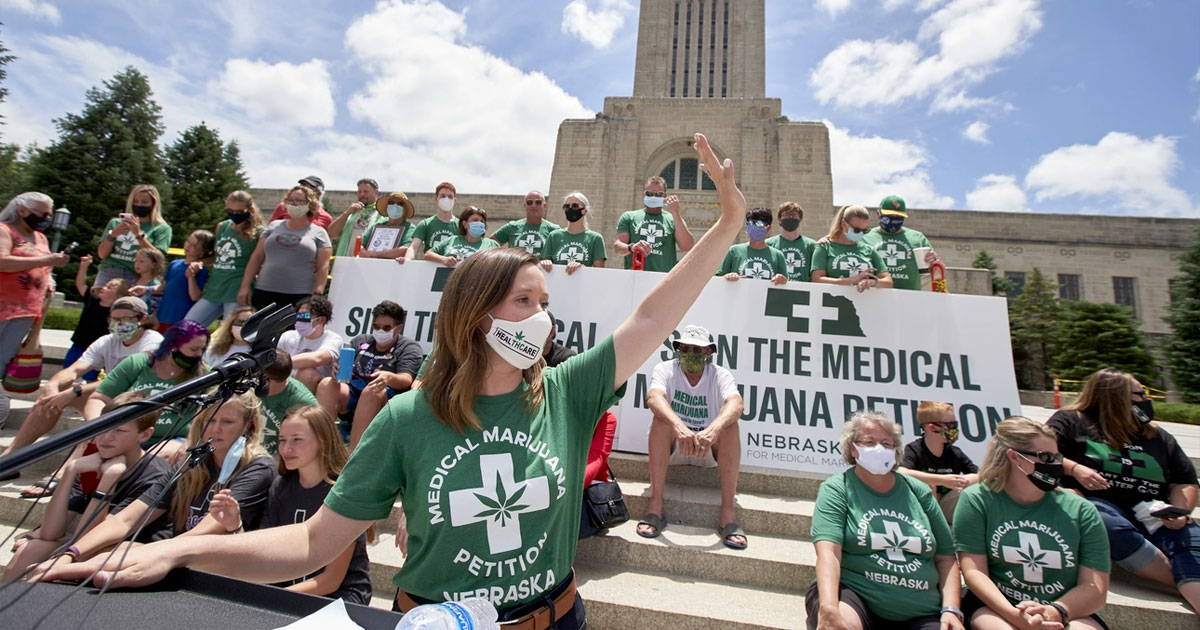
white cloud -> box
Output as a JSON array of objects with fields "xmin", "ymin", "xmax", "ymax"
[
  {"xmin": 341, "ymin": 0, "xmax": 591, "ymax": 193},
  {"xmin": 1024, "ymin": 132, "xmax": 1194, "ymax": 216},
  {"xmin": 816, "ymin": 0, "xmax": 854, "ymax": 17},
  {"xmin": 811, "ymin": 0, "xmax": 1041, "ymax": 111},
  {"xmin": 1193, "ymin": 66, "xmax": 1200, "ymax": 122},
  {"xmin": 209, "ymin": 59, "xmax": 335, "ymax": 129},
  {"xmin": 561, "ymin": 0, "xmax": 634, "ymax": 49},
  {"xmin": 963, "ymin": 120, "xmax": 990, "ymax": 144},
  {"xmin": 826, "ymin": 120, "xmax": 953, "ymax": 208},
  {"xmin": 0, "ymin": 0, "xmax": 60, "ymax": 24},
  {"xmin": 966, "ymin": 174, "xmax": 1027, "ymax": 211}
]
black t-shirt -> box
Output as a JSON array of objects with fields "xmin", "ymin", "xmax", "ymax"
[
  {"xmin": 71, "ymin": 292, "xmax": 111, "ymax": 348},
  {"xmin": 544, "ymin": 341, "xmax": 577, "ymax": 368},
  {"xmin": 899, "ymin": 438, "xmax": 979, "ymax": 495},
  {"xmin": 1047, "ymin": 409, "xmax": 1198, "ymax": 506},
  {"xmin": 67, "ymin": 454, "xmax": 175, "ymax": 542},
  {"xmin": 348, "ymin": 333, "xmax": 423, "ymax": 383},
  {"xmin": 180, "ymin": 454, "xmax": 276, "ymax": 534},
  {"xmin": 261, "ymin": 473, "xmax": 372, "ymax": 605}
]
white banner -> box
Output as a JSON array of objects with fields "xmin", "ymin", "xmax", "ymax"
[{"xmin": 328, "ymin": 259, "xmax": 1021, "ymax": 474}]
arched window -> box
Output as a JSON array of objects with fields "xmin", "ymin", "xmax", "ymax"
[{"xmin": 658, "ymin": 157, "xmax": 716, "ymax": 191}]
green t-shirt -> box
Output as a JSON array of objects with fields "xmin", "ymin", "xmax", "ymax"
[
  {"xmin": 765, "ymin": 234, "xmax": 817, "ymax": 282},
  {"xmin": 810, "ymin": 470, "xmax": 954, "ymax": 621},
  {"xmin": 616, "ymin": 209, "xmax": 679, "ymax": 272},
  {"xmin": 861, "ymin": 227, "xmax": 932, "ymax": 291},
  {"xmin": 716, "ymin": 243, "xmax": 788, "ymax": 280},
  {"xmin": 205, "ymin": 220, "xmax": 264, "ymax": 303},
  {"xmin": 361, "ymin": 220, "xmax": 415, "ymax": 253},
  {"xmin": 541, "ymin": 229, "xmax": 607, "ymax": 266},
  {"xmin": 260, "ymin": 377, "xmax": 319, "ymax": 455},
  {"xmin": 810, "ymin": 241, "xmax": 888, "ymax": 281},
  {"xmin": 493, "ymin": 219, "xmax": 561, "ymax": 257},
  {"xmin": 953, "ymin": 484, "xmax": 1110, "ymax": 605},
  {"xmin": 95, "ymin": 352, "xmax": 198, "ymax": 444},
  {"xmin": 413, "ymin": 216, "xmax": 460, "ymax": 253},
  {"xmin": 98, "ymin": 218, "xmax": 173, "ymax": 272},
  {"xmin": 334, "ymin": 204, "xmax": 385, "ymax": 258},
  {"xmin": 430, "ymin": 235, "xmax": 501, "ymax": 261},
  {"xmin": 325, "ymin": 336, "xmax": 625, "ymax": 608}
]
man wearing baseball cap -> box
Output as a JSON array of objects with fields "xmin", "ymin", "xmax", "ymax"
[
  {"xmin": 860, "ymin": 195, "xmax": 940, "ymax": 291},
  {"xmin": 268, "ymin": 175, "xmax": 334, "ymax": 229},
  {"xmin": 639, "ymin": 324, "xmax": 747, "ymax": 549}
]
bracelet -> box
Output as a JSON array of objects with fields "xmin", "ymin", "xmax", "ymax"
[
  {"xmin": 940, "ymin": 606, "xmax": 964, "ymax": 622},
  {"xmin": 63, "ymin": 545, "xmax": 81, "ymax": 560},
  {"xmin": 90, "ymin": 490, "xmax": 107, "ymax": 502},
  {"xmin": 226, "ymin": 520, "xmax": 243, "ymax": 534},
  {"xmin": 1049, "ymin": 601, "xmax": 1070, "ymax": 622}
]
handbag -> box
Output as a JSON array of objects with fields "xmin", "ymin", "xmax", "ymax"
[
  {"xmin": 583, "ymin": 467, "xmax": 630, "ymax": 530},
  {"xmin": 3, "ymin": 317, "xmax": 44, "ymax": 394}
]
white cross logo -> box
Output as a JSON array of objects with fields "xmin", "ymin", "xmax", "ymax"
[
  {"xmin": 742, "ymin": 260, "xmax": 771, "ymax": 279},
  {"xmin": 880, "ymin": 242, "xmax": 907, "ymax": 267},
  {"xmin": 449, "ymin": 453, "xmax": 550, "ymax": 555},
  {"xmin": 638, "ymin": 222, "xmax": 665, "ymax": 248},
  {"xmin": 870, "ymin": 519, "xmax": 922, "ymax": 562},
  {"xmin": 783, "ymin": 251, "xmax": 802, "ymax": 275},
  {"xmin": 1002, "ymin": 531, "xmax": 1062, "ymax": 583},
  {"xmin": 561, "ymin": 244, "xmax": 587, "ymax": 263},
  {"xmin": 515, "ymin": 233, "xmax": 542, "ymax": 253},
  {"xmin": 838, "ymin": 257, "xmax": 869, "ymax": 275}
]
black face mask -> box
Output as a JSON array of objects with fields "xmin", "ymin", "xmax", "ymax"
[
  {"xmin": 1133, "ymin": 399, "xmax": 1155, "ymax": 424},
  {"xmin": 779, "ymin": 217, "xmax": 801, "ymax": 232},
  {"xmin": 23, "ymin": 212, "xmax": 50, "ymax": 232},
  {"xmin": 1018, "ymin": 453, "xmax": 1063, "ymax": 492},
  {"xmin": 228, "ymin": 211, "xmax": 251, "ymax": 224},
  {"xmin": 564, "ymin": 207, "xmax": 585, "ymax": 223},
  {"xmin": 132, "ymin": 204, "xmax": 153, "ymax": 218},
  {"xmin": 172, "ymin": 349, "xmax": 201, "ymax": 369}
]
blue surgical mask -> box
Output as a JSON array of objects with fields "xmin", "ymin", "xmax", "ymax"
[
  {"xmin": 387, "ymin": 204, "xmax": 406, "ymax": 220},
  {"xmin": 879, "ymin": 215, "xmax": 905, "ymax": 233},
  {"xmin": 846, "ymin": 229, "xmax": 866, "ymax": 243},
  {"xmin": 217, "ymin": 436, "xmax": 247, "ymax": 484},
  {"xmin": 644, "ymin": 195, "xmax": 665, "ymax": 209},
  {"xmin": 467, "ymin": 222, "xmax": 487, "ymax": 238},
  {"xmin": 746, "ymin": 224, "xmax": 768, "ymax": 242}
]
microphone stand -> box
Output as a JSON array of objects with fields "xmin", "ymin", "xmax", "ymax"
[{"xmin": 0, "ymin": 303, "xmax": 297, "ymax": 479}]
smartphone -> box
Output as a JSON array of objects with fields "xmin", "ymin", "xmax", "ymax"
[
  {"xmin": 1151, "ymin": 505, "xmax": 1192, "ymax": 519},
  {"xmin": 337, "ymin": 347, "xmax": 355, "ymax": 382},
  {"xmin": 61, "ymin": 242, "xmax": 79, "ymax": 256},
  {"xmin": 119, "ymin": 213, "xmax": 133, "ymax": 221}
]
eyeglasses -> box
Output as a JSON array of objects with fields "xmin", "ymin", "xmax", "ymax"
[
  {"xmin": 855, "ymin": 440, "xmax": 895, "ymax": 450},
  {"xmin": 644, "ymin": 190, "xmax": 666, "ymax": 198},
  {"xmin": 110, "ymin": 316, "xmax": 141, "ymax": 324},
  {"xmin": 372, "ymin": 323, "xmax": 395, "ymax": 332},
  {"xmin": 1015, "ymin": 449, "xmax": 1063, "ymax": 464},
  {"xmin": 525, "ymin": 199, "xmax": 544, "ymax": 206},
  {"xmin": 1131, "ymin": 388, "xmax": 1147, "ymax": 400},
  {"xmin": 563, "ymin": 204, "xmax": 585, "ymax": 211}
]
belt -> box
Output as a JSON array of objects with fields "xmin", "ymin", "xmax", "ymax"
[{"xmin": 395, "ymin": 573, "xmax": 577, "ymax": 630}]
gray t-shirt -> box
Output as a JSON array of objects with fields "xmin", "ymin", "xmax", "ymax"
[{"xmin": 256, "ymin": 220, "xmax": 331, "ymax": 294}]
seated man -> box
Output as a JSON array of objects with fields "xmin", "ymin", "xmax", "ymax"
[
  {"xmin": 316, "ymin": 300, "xmax": 421, "ymax": 451},
  {"xmin": 2, "ymin": 392, "xmax": 174, "ymax": 582},
  {"xmin": 897, "ymin": 400, "xmax": 978, "ymax": 524},
  {"xmin": 1, "ymin": 297, "xmax": 162, "ymax": 488},
  {"xmin": 276, "ymin": 295, "xmax": 342, "ymax": 392},
  {"xmin": 639, "ymin": 325, "xmax": 746, "ymax": 549},
  {"xmin": 258, "ymin": 350, "xmax": 318, "ymax": 456}
]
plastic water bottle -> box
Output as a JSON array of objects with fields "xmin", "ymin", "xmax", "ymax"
[{"xmin": 394, "ymin": 598, "xmax": 499, "ymax": 630}]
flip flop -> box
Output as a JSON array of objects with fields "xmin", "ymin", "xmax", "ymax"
[
  {"xmin": 20, "ymin": 477, "xmax": 57, "ymax": 499},
  {"xmin": 719, "ymin": 522, "xmax": 748, "ymax": 550},
  {"xmin": 636, "ymin": 513, "xmax": 667, "ymax": 539}
]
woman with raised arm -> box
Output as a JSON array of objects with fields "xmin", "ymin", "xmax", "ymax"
[{"xmin": 42, "ymin": 133, "xmax": 746, "ymax": 629}]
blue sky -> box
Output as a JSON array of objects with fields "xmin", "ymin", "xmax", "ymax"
[{"xmin": 1, "ymin": 0, "xmax": 1196, "ymax": 216}]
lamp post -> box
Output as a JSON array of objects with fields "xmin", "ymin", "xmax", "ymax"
[{"xmin": 50, "ymin": 205, "xmax": 71, "ymax": 252}]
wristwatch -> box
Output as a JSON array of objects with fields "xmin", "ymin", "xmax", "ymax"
[
  {"xmin": 941, "ymin": 606, "xmax": 965, "ymax": 622},
  {"xmin": 72, "ymin": 383, "xmax": 83, "ymax": 397}
]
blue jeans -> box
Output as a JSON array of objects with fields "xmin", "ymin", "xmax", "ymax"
[
  {"xmin": 1090, "ymin": 496, "xmax": 1200, "ymax": 585},
  {"xmin": 184, "ymin": 298, "xmax": 242, "ymax": 327}
]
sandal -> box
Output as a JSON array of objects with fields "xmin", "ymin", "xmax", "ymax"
[
  {"xmin": 636, "ymin": 512, "xmax": 667, "ymax": 539},
  {"xmin": 719, "ymin": 522, "xmax": 748, "ymax": 550},
  {"xmin": 20, "ymin": 477, "xmax": 57, "ymax": 499}
]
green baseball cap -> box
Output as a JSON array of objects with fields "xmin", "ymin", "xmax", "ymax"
[{"xmin": 879, "ymin": 195, "xmax": 907, "ymax": 217}]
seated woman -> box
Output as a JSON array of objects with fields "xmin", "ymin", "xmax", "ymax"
[
  {"xmin": 422, "ymin": 205, "xmax": 500, "ymax": 267},
  {"xmin": 203, "ymin": 305, "xmax": 254, "ymax": 367},
  {"xmin": 1047, "ymin": 368, "xmax": 1200, "ymax": 612},
  {"xmin": 955, "ymin": 416, "xmax": 1110, "ymax": 629},
  {"xmin": 315, "ymin": 300, "xmax": 422, "ymax": 451},
  {"xmin": 810, "ymin": 205, "xmax": 893, "ymax": 292},
  {"xmin": 2, "ymin": 392, "xmax": 175, "ymax": 582},
  {"xmin": 807, "ymin": 410, "xmax": 963, "ymax": 630},
  {"xmin": 210, "ymin": 405, "xmax": 372, "ymax": 604},
  {"xmin": 170, "ymin": 391, "xmax": 275, "ymax": 537}
]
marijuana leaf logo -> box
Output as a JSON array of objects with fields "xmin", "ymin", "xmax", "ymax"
[
  {"xmin": 514, "ymin": 331, "xmax": 525, "ymax": 341},
  {"xmin": 473, "ymin": 471, "xmax": 530, "ymax": 526}
]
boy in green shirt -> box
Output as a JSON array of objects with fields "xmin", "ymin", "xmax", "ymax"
[
  {"xmin": 860, "ymin": 195, "xmax": 940, "ymax": 291},
  {"xmin": 765, "ymin": 201, "xmax": 817, "ymax": 282},
  {"xmin": 716, "ymin": 207, "xmax": 788, "ymax": 284},
  {"xmin": 259, "ymin": 351, "xmax": 319, "ymax": 454}
]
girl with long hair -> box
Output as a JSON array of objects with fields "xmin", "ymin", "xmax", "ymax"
[
  {"xmin": 149, "ymin": 229, "xmax": 215, "ymax": 331},
  {"xmin": 810, "ymin": 204, "xmax": 894, "ymax": 292},
  {"xmin": 203, "ymin": 306, "xmax": 254, "ymax": 367},
  {"xmin": 540, "ymin": 191, "xmax": 607, "ymax": 275},
  {"xmin": 95, "ymin": 184, "xmax": 172, "ymax": 287},
  {"xmin": 186, "ymin": 190, "xmax": 266, "ymax": 326}
]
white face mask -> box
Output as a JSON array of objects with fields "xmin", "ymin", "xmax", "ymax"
[
  {"xmin": 437, "ymin": 197, "xmax": 455, "ymax": 212},
  {"xmin": 484, "ymin": 311, "xmax": 552, "ymax": 370},
  {"xmin": 855, "ymin": 443, "xmax": 895, "ymax": 476},
  {"xmin": 286, "ymin": 204, "xmax": 308, "ymax": 219},
  {"xmin": 372, "ymin": 328, "xmax": 396, "ymax": 345}
]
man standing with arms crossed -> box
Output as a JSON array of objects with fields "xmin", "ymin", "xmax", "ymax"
[{"xmin": 614, "ymin": 176, "xmax": 695, "ymax": 271}]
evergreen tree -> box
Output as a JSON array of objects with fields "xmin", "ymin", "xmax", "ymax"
[
  {"xmin": 1164, "ymin": 226, "xmax": 1200, "ymax": 402},
  {"xmin": 164, "ymin": 123, "xmax": 250, "ymax": 246},
  {"xmin": 1052, "ymin": 301, "xmax": 1158, "ymax": 387},
  {"xmin": 0, "ymin": 143, "xmax": 34, "ymax": 202},
  {"xmin": 28, "ymin": 66, "xmax": 168, "ymax": 297},
  {"xmin": 1008, "ymin": 267, "xmax": 1059, "ymax": 389},
  {"xmin": 972, "ymin": 249, "xmax": 1014, "ymax": 296},
  {"xmin": 0, "ymin": 24, "xmax": 14, "ymax": 134}
]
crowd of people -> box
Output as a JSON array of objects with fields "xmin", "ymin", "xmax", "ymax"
[{"xmin": 0, "ymin": 133, "xmax": 1195, "ymax": 628}]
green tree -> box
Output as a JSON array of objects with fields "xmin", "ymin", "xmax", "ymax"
[
  {"xmin": 1008, "ymin": 267, "xmax": 1059, "ymax": 390},
  {"xmin": 164, "ymin": 123, "xmax": 250, "ymax": 246},
  {"xmin": 0, "ymin": 23, "xmax": 15, "ymax": 134},
  {"xmin": 1164, "ymin": 226, "xmax": 1200, "ymax": 402},
  {"xmin": 28, "ymin": 66, "xmax": 168, "ymax": 297},
  {"xmin": 1052, "ymin": 301, "xmax": 1158, "ymax": 387},
  {"xmin": 972, "ymin": 249, "xmax": 1015, "ymax": 296},
  {"xmin": 0, "ymin": 142, "xmax": 34, "ymax": 202}
]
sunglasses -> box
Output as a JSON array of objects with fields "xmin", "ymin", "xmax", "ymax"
[
  {"xmin": 1015, "ymin": 449, "xmax": 1063, "ymax": 464},
  {"xmin": 845, "ymin": 224, "xmax": 870, "ymax": 235},
  {"xmin": 372, "ymin": 323, "xmax": 395, "ymax": 332},
  {"xmin": 563, "ymin": 203, "xmax": 585, "ymax": 211},
  {"xmin": 525, "ymin": 199, "xmax": 544, "ymax": 206},
  {"xmin": 747, "ymin": 220, "xmax": 768, "ymax": 228},
  {"xmin": 644, "ymin": 190, "xmax": 666, "ymax": 198},
  {"xmin": 296, "ymin": 313, "xmax": 313, "ymax": 322}
]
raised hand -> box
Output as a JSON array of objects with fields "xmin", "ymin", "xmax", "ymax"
[{"xmin": 693, "ymin": 133, "xmax": 745, "ymax": 226}]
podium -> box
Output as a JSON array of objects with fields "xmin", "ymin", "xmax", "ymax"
[{"xmin": 0, "ymin": 569, "xmax": 403, "ymax": 629}]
